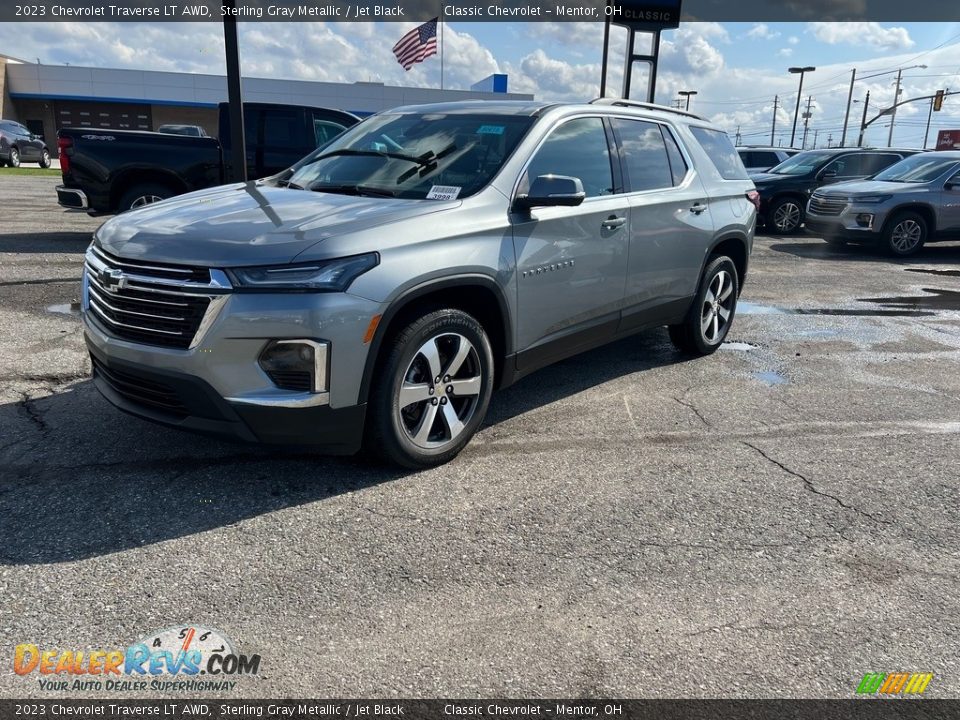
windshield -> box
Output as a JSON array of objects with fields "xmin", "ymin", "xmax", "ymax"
[
  {"xmin": 767, "ymin": 151, "xmax": 837, "ymax": 176},
  {"xmin": 871, "ymin": 155, "xmax": 960, "ymax": 183},
  {"xmin": 283, "ymin": 112, "xmax": 535, "ymax": 199}
]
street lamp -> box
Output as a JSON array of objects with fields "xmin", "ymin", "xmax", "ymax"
[
  {"xmin": 678, "ymin": 90, "xmax": 698, "ymax": 111},
  {"xmin": 788, "ymin": 66, "xmax": 815, "ymax": 148}
]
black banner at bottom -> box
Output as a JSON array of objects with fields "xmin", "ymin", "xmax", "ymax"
[{"xmin": 1, "ymin": 700, "xmax": 959, "ymax": 720}]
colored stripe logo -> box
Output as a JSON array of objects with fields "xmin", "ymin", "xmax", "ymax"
[{"xmin": 856, "ymin": 673, "xmax": 933, "ymax": 695}]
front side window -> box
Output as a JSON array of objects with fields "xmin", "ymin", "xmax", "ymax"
[
  {"xmin": 823, "ymin": 154, "xmax": 867, "ymax": 178},
  {"xmin": 521, "ymin": 117, "xmax": 614, "ymax": 199},
  {"xmin": 614, "ymin": 119, "xmax": 672, "ymax": 192},
  {"xmin": 288, "ymin": 112, "xmax": 535, "ymax": 200}
]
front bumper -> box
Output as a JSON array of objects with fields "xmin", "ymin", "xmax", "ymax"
[
  {"xmin": 88, "ymin": 345, "xmax": 365, "ymax": 451},
  {"xmin": 805, "ymin": 204, "xmax": 888, "ymax": 242}
]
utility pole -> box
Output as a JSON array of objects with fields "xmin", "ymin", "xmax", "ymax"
[
  {"xmin": 923, "ymin": 96, "xmax": 935, "ymax": 149},
  {"xmin": 813, "ymin": 129, "xmax": 819, "ymax": 149},
  {"xmin": 857, "ymin": 90, "xmax": 870, "ymax": 147},
  {"xmin": 841, "ymin": 68, "xmax": 857, "ymax": 147},
  {"xmin": 801, "ymin": 95, "xmax": 813, "ymax": 149},
  {"xmin": 827, "ymin": 134, "xmax": 833, "ymax": 148},
  {"xmin": 735, "ymin": 125, "xmax": 742, "ymax": 145},
  {"xmin": 770, "ymin": 95, "xmax": 779, "ymax": 146},
  {"xmin": 888, "ymin": 68, "xmax": 903, "ymax": 147}
]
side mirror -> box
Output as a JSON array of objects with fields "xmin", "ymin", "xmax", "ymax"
[
  {"xmin": 514, "ymin": 174, "xmax": 585, "ymax": 211},
  {"xmin": 819, "ymin": 170, "xmax": 838, "ymax": 180}
]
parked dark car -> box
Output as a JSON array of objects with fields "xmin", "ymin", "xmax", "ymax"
[
  {"xmin": 0, "ymin": 120, "xmax": 51, "ymax": 168},
  {"xmin": 56, "ymin": 102, "xmax": 360, "ymax": 214},
  {"xmin": 737, "ymin": 146, "xmax": 799, "ymax": 174},
  {"xmin": 751, "ymin": 147, "xmax": 921, "ymax": 234},
  {"xmin": 157, "ymin": 124, "xmax": 208, "ymax": 137}
]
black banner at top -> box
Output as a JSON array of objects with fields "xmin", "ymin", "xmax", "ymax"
[{"xmin": 0, "ymin": 0, "xmax": 957, "ymax": 22}]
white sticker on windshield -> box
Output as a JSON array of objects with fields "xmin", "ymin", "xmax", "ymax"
[{"xmin": 426, "ymin": 185, "xmax": 462, "ymax": 201}]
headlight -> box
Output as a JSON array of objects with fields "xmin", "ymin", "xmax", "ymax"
[
  {"xmin": 227, "ymin": 253, "xmax": 378, "ymax": 292},
  {"xmin": 852, "ymin": 195, "xmax": 891, "ymax": 204}
]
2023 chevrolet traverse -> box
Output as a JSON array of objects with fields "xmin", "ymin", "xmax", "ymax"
[{"xmin": 82, "ymin": 99, "xmax": 756, "ymax": 468}]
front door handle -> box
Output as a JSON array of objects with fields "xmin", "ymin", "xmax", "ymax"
[
  {"xmin": 601, "ymin": 215, "xmax": 627, "ymax": 230},
  {"xmin": 690, "ymin": 203, "xmax": 707, "ymax": 215}
]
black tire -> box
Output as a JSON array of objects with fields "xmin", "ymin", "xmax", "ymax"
[
  {"xmin": 669, "ymin": 256, "xmax": 740, "ymax": 356},
  {"xmin": 883, "ymin": 211, "xmax": 927, "ymax": 257},
  {"xmin": 767, "ymin": 196, "xmax": 804, "ymax": 235},
  {"xmin": 8, "ymin": 147, "xmax": 20, "ymax": 168},
  {"xmin": 367, "ymin": 308, "xmax": 495, "ymax": 469},
  {"xmin": 39, "ymin": 147, "xmax": 51, "ymax": 169},
  {"xmin": 118, "ymin": 183, "xmax": 174, "ymax": 212}
]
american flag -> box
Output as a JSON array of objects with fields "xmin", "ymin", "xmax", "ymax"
[{"xmin": 392, "ymin": 18, "xmax": 439, "ymax": 71}]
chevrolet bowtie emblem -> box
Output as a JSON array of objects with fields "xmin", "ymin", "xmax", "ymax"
[{"xmin": 99, "ymin": 268, "xmax": 127, "ymax": 293}]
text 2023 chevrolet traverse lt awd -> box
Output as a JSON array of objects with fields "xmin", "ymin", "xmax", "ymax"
[{"xmin": 82, "ymin": 100, "xmax": 757, "ymax": 468}]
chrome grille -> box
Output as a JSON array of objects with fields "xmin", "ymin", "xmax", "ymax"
[
  {"xmin": 83, "ymin": 246, "xmax": 230, "ymax": 350},
  {"xmin": 809, "ymin": 195, "xmax": 847, "ymax": 216}
]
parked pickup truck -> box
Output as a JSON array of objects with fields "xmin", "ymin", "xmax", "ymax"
[{"xmin": 56, "ymin": 102, "xmax": 360, "ymax": 214}]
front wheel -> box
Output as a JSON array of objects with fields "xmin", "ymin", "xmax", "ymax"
[
  {"xmin": 884, "ymin": 211, "xmax": 927, "ymax": 257},
  {"xmin": 767, "ymin": 197, "xmax": 803, "ymax": 235},
  {"xmin": 368, "ymin": 308, "xmax": 495, "ymax": 468},
  {"xmin": 669, "ymin": 256, "xmax": 740, "ymax": 356}
]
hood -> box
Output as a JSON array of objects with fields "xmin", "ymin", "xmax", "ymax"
[
  {"xmin": 749, "ymin": 172, "xmax": 792, "ymax": 185},
  {"xmin": 814, "ymin": 180, "xmax": 915, "ymax": 197},
  {"xmin": 95, "ymin": 181, "xmax": 460, "ymax": 267}
]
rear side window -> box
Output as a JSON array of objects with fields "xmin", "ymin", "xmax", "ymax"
[
  {"xmin": 613, "ymin": 119, "xmax": 673, "ymax": 192},
  {"xmin": 862, "ymin": 153, "xmax": 902, "ymax": 174},
  {"xmin": 690, "ymin": 127, "xmax": 749, "ymax": 180},
  {"xmin": 263, "ymin": 109, "xmax": 304, "ymax": 149}
]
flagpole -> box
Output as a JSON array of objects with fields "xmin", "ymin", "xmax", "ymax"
[{"xmin": 440, "ymin": 16, "xmax": 444, "ymax": 90}]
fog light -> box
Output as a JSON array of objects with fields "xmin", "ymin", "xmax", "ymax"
[
  {"xmin": 258, "ymin": 340, "xmax": 328, "ymax": 393},
  {"xmin": 856, "ymin": 214, "xmax": 874, "ymax": 229}
]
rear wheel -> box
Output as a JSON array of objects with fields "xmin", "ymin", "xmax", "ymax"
[
  {"xmin": 884, "ymin": 211, "xmax": 927, "ymax": 257},
  {"xmin": 8, "ymin": 147, "xmax": 20, "ymax": 168},
  {"xmin": 669, "ymin": 256, "xmax": 739, "ymax": 356},
  {"xmin": 118, "ymin": 183, "xmax": 173, "ymax": 212},
  {"xmin": 368, "ymin": 308, "xmax": 495, "ymax": 468},
  {"xmin": 768, "ymin": 197, "xmax": 803, "ymax": 235},
  {"xmin": 39, "ymin": 147, "xmax": 51, "ymax": 168}
]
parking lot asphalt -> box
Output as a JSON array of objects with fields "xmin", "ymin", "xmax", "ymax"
[{"xmin": 1, "ymin": 175, "xmax": 959, "ymax": 699}]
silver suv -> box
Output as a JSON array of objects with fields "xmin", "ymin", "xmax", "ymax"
[
  {"xmin": 805, "ymin": 152, "xmax": 960, "ymax": 256},
  {"xmin": 82, "ymin": 99, "xmax": 757, "ymax": 467}
]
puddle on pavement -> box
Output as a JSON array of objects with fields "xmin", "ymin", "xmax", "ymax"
[
  {"xmin": 47, "ymin": 302, "xmax": 80, "ymax": 316},
  {"xmin": 905, "ymin": 268, "xmax": 960, "ymax": 278},
  {"xmin": 860, "ymin": 288, "xmax": 960, "ymax": 312},
  {"xmin": 752, "ymin": 370, "xmax": 788, "ymax": 386},
  {"xmin": 738, "ymin": 301, "xmax": 934, "ymax": 318},
  {"xmin": 721, "ymin": 341, "xmax": 759, "ymax": 351}
]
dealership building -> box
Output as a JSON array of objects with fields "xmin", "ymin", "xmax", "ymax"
[{"xmin": 0, "ymin": 52, "xmax": 530, "ymax": 144}]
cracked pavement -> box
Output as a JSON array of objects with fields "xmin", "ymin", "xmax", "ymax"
[{"xmin": 1, "ymin": 176, "xmax": 960, "ymax": 698}]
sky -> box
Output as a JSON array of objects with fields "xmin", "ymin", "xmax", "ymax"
[{"xmin": 1, "ymin": 20, "xmax": 959, "ymax": 148}]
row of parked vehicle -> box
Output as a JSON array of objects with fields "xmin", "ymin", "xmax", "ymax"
[{"xmin": 738, "ymin": 144, "xmax": 960, "ymax": 257}]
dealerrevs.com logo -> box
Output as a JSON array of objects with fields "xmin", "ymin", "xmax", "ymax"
[{"xmin": 14, "ymin": 625, "xmax": 261, "ymax": 692}]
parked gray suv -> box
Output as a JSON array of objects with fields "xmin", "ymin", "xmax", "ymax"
[
  {"xmin": 82, "ymin": 99, "xmax": 757, "ymax": 467},
  {"xmin": 805, "ymin": 152, "xmax": 960, "ymax": 256}
]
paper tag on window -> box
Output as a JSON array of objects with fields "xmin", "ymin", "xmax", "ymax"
[{"xmin": 426, "ymin": 185, "xmax": 462, "ymax": 201}]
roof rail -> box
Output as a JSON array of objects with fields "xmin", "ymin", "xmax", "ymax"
[{"xmin": 588, "ymin": 97, "xmax": 704, "ymax": 120}]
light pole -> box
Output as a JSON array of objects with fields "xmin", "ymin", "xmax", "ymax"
[
  {"xmin": 678, "ymin": 90, "xmax": 698, "ymax": 111},
  {"xmin": 789, "ymin": 66, "xmax": 815, "ymax": 148}
]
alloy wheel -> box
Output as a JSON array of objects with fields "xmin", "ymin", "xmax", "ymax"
[
  {"xmin": 890, "ymin": 219, "xmax": 923, "ymax": 253},
  {"xmin": 701, "ymin": 269, "xmax": 735, "ymax": 345},
  {"xmin": 397, "ymin": 333, "xmax": 483, "ymax": 450},
  {"xmin": 129, "ymin": 194, "xmax": 165, "ymax": 208},
  {"xmin": 773, "ymin": 202, "xmax": 801, "ymax": 232}
]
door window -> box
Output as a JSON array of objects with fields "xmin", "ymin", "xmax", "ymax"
[
  {"xmin": 522, "ymin": 117, "xmax": 614, "ymax": 198},
  {"xmin": 613, "ymin": 119, "xmax": 673, "ymax": 192},
  {"xmin": 313, "ymin": 120, "xmax": 347, "ymax": 147},
  {"xmin": 262, "ymin": 109, "xmax": 303, "ymax": 149},
  {"xmin": 823, "ymin": 154, "xmax": 867, "ymax": 178},
  {"xmin": 861, "ymin": 153, "xmax": 902, "ymax": 175}
]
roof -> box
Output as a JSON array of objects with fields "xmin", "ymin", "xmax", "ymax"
[{"xmin": 387, "ymin": 100, "xmax": 557, "ymax": 116}]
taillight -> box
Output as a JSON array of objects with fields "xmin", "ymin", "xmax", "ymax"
[
  {"xmin": 57, "ymin": 136, "xmax": 73, "ymax": 175},
  {"xmin": 746, "ymin": 189, "xmax": 761, "ymax": 211}
]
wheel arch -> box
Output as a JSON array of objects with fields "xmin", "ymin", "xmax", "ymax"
[
  {"xmin": 883, "ymin": 203, "xmax": 937, "ymax": 236},
  {"xmin": 703, "ymin": 233, "xmax": 750, "ymax": 294},
  {"xmin": 357, "ymin": 275, "xmax": 514, "ymax": 405}
]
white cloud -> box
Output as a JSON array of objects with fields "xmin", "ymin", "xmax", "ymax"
[
  {"xmin": 747, "ymin": 24, "xmax": 780, "ymax": 40},
  {"xmin": 777, "ymin": 48, "xmax": 794, "ymax": 58},
  {"xmin": 808, "ymin": 22, "xmax": 914, "ymax": 52},
  {"xmin": 788, "ymin": 36, "xmax": 800, "ymax": 45}
]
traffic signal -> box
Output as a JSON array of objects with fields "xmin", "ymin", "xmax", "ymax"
[{"xmin": 933, "ymin": 90, "xmax": 945, "ymax": 112}]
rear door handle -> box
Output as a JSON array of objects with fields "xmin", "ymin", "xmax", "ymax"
[
  {"xmin": 601, "ymin": 216, "xmax": 627, "ymax": 230},
  {"xmin": 690, "ymin": 203, "xmax": 707, "ymax": 215}
]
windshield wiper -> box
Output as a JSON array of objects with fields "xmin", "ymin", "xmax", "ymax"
[
  {"xmin": 309, "ymin": 183, "xmax": 398, "ymax": 198},
  {"xmin": 276, "ymin": 178, "xmax": 305, "ymax": 189}
]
